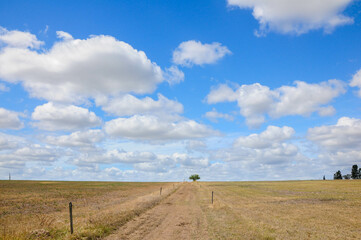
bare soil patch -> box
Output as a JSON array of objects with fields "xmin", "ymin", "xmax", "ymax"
[{"xmin": 105, "ymin": 183, "xmax": 208, "ymax": 240}]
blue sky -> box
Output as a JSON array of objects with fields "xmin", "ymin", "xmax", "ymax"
[{"xmin": 1, "ymin": 0, "xmax": 361, "ymax": 181}]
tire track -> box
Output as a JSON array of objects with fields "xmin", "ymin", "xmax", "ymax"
[{"xmin": 104, "ymin": 183, "xmax": 208, "ymax": 240}]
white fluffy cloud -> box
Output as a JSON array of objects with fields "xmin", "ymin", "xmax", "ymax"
[
  {"xmin": 308, "ymin": 117, "xmax": 361, "ymax": 151},
  {"xmin": 72, "ymin": 149, "xmax": 158, "ymax": 166},
  {"xmin": 0, "ymin": 108, "xmax": 24, "ymax": 129},
  {"xmin": 186, "ymin": 140, "xmax": 207, "ymax": 152},
  {"xmin": 272, "ymin": 80, "xmax": 345, "ymax": 117},
  {"xmin": 308, "ymin": 117, "xmax": 361, "ymax": 166},
  {"xmin": 173, "ymin": 40, "xmax": 231, "ymax": 66},
  {"xmin": 0, "ymin": 27, "xmax": 44, "ymax": 48},
  {"xmin": 214, "ymin": 125, "xmax": 304, "ymax": 166},
  {"xmin": 32, "ymin": 102, "xmax": 101, "ymax": 131},
  {"xmin": 0, "ymin": 133, "xmax": 18, "ymax": 150},
  {"xmin": 350, "ymin": 68, "xmax": 361, "ymax": 97},
  {"xmin": 46, "ymin": 129, "xmax": 104, "ymax": 148},
  {"xmin": 234, "ymin": 125, "xmax": 294, "ymax": 149},
  {"xmin": 205, "ymin": 108, "xmax": 234, "ymax": 122},
  {"xmin": 104, "ymin": 115, "xmax": 217, "ymax": 141},
  {"xmin": 14, "ymin": 145, "xmax": 60, "ymax": 162},
  {"xmin": 206, "ymin": 80, "xmax": 346, "ymax": 127},
  {"xmin": 228, "ymin": 0, "xmax": 354, "ymax": 36},
  {"xmin": 171, "ymin": 153, "xmax": 210, "ymax": 167},
  {"xmin": 163, "ymin": 66, "xmax": 185, "ymax": 85},
  {"xmin": 0, "ymin": 30, "xmax": 163, "ymax": 103},
  {"xmin": 236, "ymin": 83, "xmax": 276, "ymax": 127},
  {"xmin": 0, "ymin": 144, "xmax": 61, "ymax": 170},
  {"xmin": 71, "ymin": 149, "xmax": 209, "ymax": 173},
  {"xmin": 206, "ymin": 84, "xmax": 238, "ymax": 104},
  {"xmin": 56, "ymin": 31, "xmax": 73, "ymax": 41},
  {"xmin": 97, "ymin": 93, "xmax": 183, "ymax": 117}
]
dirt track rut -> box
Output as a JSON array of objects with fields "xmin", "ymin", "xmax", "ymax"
[{"xmin": 105, "ymin": 183, "xmax": 208, "ymax": 240}]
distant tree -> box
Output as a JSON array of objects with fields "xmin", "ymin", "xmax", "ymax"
[
  {"xmin": 351, "ymin": 164, "xmax": 359, "ymax": 179},
  {"xmin": 323, "ymin": 175, "xmax": 325, "ymax": 180},
  {"xmin": 334, "ymin": 170, "xmax": 342, "ymax": 180},
  {"xmin": 189, "ymin": 174, "xmax": 200, "ymax": 181},
  {"xmin": 343, "ymin": 174, "xmax": 351, "ymax": 180}
]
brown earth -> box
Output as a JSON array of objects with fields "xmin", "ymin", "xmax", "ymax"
[{"xmin": 105, "ymin": 183, "xmax": 208, "ymax": 240}]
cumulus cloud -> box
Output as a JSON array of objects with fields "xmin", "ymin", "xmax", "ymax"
[
  {"xmin": 97, "ymin": 93, "xmax": 183, "ymax": 118},
  {"xmin": 272, "ymin": 80, "xmax": 346, "ymax": 117},
  {"xmin": 213, "ymin": 125, "xmax": 304, "ymax": 166},
  {"xmin": 56, "ymin": 31, "xmax": 73, "ymax": 41},
  {"xmin": 0, "ymin": 108, "xmax": 24, "ymax": 129},
  {"xmin": 236, "ymin": 83, "xmax": 276, "ymax": 127},
  {"xmin": 70, "ymin": 149, "xmax": 208, "ymax": 173},
  {"xmin": 46, "ymin": 129, "xmax": 104, "ymax": 148},
  {"xmin": 317, "ymin": 151, "xmax": 361, "ymax": 167},
  {"xmin": 32, "ymin": 102, "xmax": 101, "ymax": 131},
  {"xmin": 206, "ymin": 80, "xmax": 346, "ymax": 127},
  {"xmin": 308, "ymin": 117, "xmax": 361, "ymax": 151},
  {"xmin": 317, "ymin": 106, "xmax": 336, "ymax": 117},
  {"xmin": 0, "ymin": 133, "xmax": 19, "ymax": 150},
  {"xmin": 163, "ymin": 66, "xmax": 185, "ymax": 85},
  {"xmin": 234, "ymin": 125, "xmax": 294, "ymax": 149},
  {"xmin": 0, "ymin": 144, "xmax": 61, "ymax": 170},
  {"xmin": 308, "ymin": 117, "xmax": 361, "ymax": 166},
  {"xmin": 0, "ymin": 27, "xmax": 44, "ymax": 48},
  {"xmin": 0, "ymin": 30, "xmax": 163, "ymax": 103},
  {"xmin": 350, "ymin": 68, "xmax": 361, "ymax": 97},
  {"xmin": 72, "ymin": 149, "xmax": 158, "ymax": 166},
  {"xmin": 205, "ymin": 108, "xmax": 234, "ymax": 122},
  {"xmin": 14, "ymin": 145, "xmax": 60, "ymax": 162},
  {"xmin": 228, "ymin": 0, "xmax": 354, "ymax": 36},
  {"xmin": 104, "ymin": 115, "xmax": 217, "ymax": 141},
  {"xmin": 173, "ymin": 40, "xmax": 231, "ymax": 66},
  {"xmin": 206, "ymin": 84, "xmax": 238, "ymax": 104},
  {"xmin": 186, "ymin": 140, "xmax": 207, "ymax": 152},
  {"xmin": 171, "ymin": 153, "xmax": 210, "ymax": 167}
]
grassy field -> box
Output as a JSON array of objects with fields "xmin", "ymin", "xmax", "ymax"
[
  {"xmin": 0, "ymin": 180, "xmax": 175, "ymax": 240},
  {"xmin": 199, "ymin": 180, "xmax": 361, "ymax": 239},
  {"xmin": 1, "ymin": 180, "xmax": 360, "ymax": 239}
]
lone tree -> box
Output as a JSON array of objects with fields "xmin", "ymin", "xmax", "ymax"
[
  {"xmin": 334, "ymin": 170, "xmax": 342, "ymax": 180},
  {"xmin": 351, "ymin": 164, "xmax": 359, "ymax": 179},
  {"xmin": 189, "ymin": 174, "xmax": 200, "ymax": 181}
]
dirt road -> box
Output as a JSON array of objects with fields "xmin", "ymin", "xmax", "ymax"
[{"xmin": 105, "ymin": 183, "xmax": 209, "ymax": 240}]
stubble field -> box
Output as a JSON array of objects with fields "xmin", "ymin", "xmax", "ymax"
[{"xmin": 0, "ymin": 180, "xmax": 360, "ymax": 240}]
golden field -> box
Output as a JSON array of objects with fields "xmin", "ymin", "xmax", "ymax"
[
  {"xmin": 1, "ymin": 180, "xmax": 360, "ymax": 239},
  {"xmin": 199, "ymin": 180, "xmax": 361, "ymax": 239},
  {"xmin": 0, "ymin": 181, "xmax": 175, "ymax": 239}
]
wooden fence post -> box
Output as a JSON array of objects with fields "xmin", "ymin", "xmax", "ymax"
[
  {"xmin": 160, "ymin": 187, "xmax": 162, "ymax": 195},
  {"xmin": 212, "ymin": 191, "xmax": 214, "ymax": 204},
  {"xmin": 69, "ymin": 202, "xmax": 73, "ymax": 234}
]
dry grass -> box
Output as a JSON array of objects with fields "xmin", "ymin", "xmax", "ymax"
[
  {"xmin": 0, "ymin": 180, "xmax": 176, "ymax": 240},
  {"xmin": 2, "ymin": 180, "xmax": 360, "ymax": 240},
  {"xmin": 199, "ymin": 180, "xmax": 361, "ymax": 239}
]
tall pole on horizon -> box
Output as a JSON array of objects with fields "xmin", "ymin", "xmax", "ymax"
[{"xmin": 9, "ymin": 173, "xmax": 11, "ymax": 181}]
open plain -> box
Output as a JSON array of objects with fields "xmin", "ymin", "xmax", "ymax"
[{"xmin": 1, "ymin": 180, "xmax": 360, "ymax": 240}]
